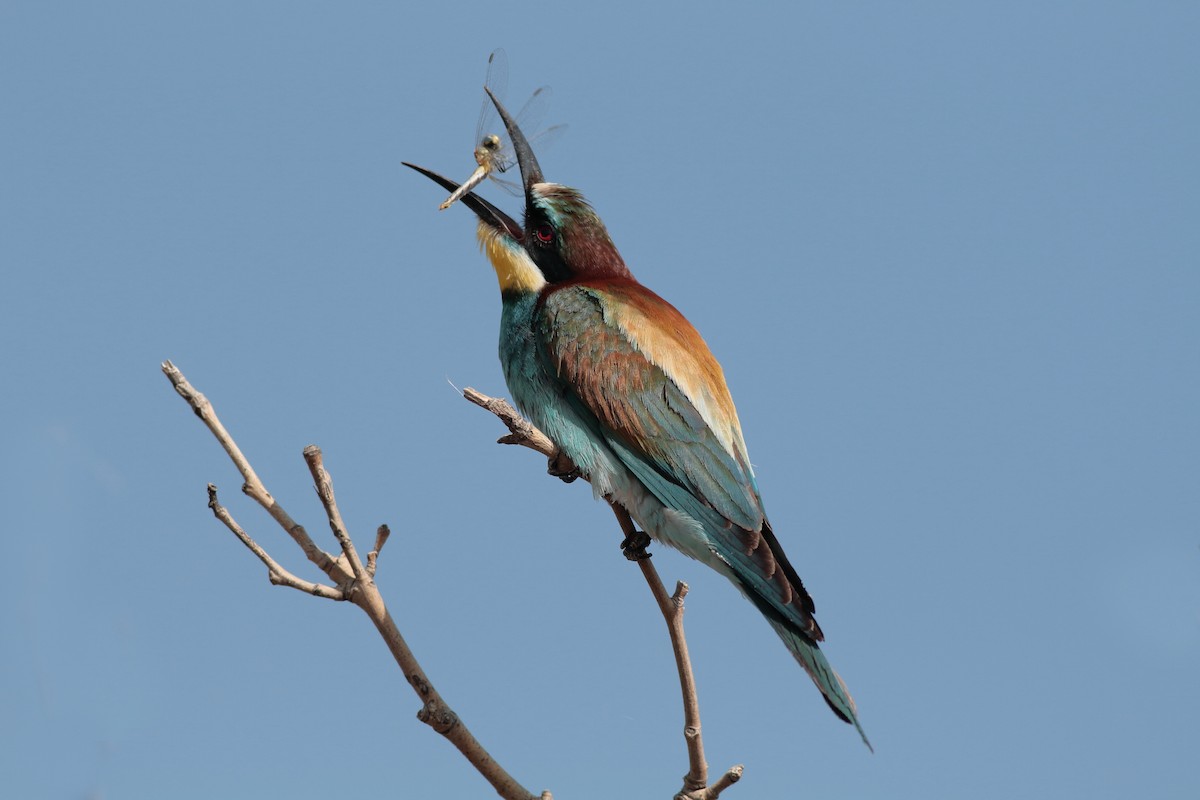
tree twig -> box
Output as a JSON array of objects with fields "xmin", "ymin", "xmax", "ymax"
[
  {"xmin": 303, "ymin": 444, "xmax": 368, "ymax": 584},
  {"xmin": 207, "ymin": 483, "xmax": 344, "ymax": 600},
  {"xmin": 164, "ymin": 361, "xmax": 547, "ymax": 800},
  {"xmin": 366, "ymin": 524, "xmax": 390, "ymax": 578},
  {"xmin": 462, "ymin": 388, "xmax": 558, "ymax": 457},
  {"xmin": 163, "ymin": 360, "xmax": 352, "ymax": 586}
]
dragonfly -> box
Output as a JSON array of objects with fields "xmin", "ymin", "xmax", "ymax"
[{"xmin": 439, "ymin": 49, "xmax": 566, "ymax": 210}]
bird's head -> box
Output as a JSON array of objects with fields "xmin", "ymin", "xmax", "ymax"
[{"xmin": 405, "ymin": 88, "xmax": 630, "ymax": 297}]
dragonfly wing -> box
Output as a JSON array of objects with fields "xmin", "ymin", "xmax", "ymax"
[
  {"xmin": 493, "ymin": 86, "xmax": 554, "ymax": 174},
  {"xmin": 487, "ymin": 171, "xmax": 522, "ymax": 197},
  {"xmin": 474, "ymin": 48, "xmax": 509, "ymax": 145},
  {"xmin": 527, "ymin": 123, "xmax": 568, "ymax": 155}
]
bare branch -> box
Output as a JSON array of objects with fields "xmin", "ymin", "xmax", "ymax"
[
  {"xmin": 165, "ymin": 361, "xmax": 545, "ymax": 800},
  {"xmin": 302, "ymin": 444, "xmax": 368, "ymax": 584},
  {"xmin": 367, "ymin": 524, "xmax": 390, "ymax": 577},
  {"xmin": 462, "ymin": 387, "xmax": 560, "ymax": 459},
  {"xmin": 206, "ymin": 484, "xmax": 344, "ymax": 600},
  {"xmin": 162, "ymin": 360, "xmax": 351, "ymax": 585},
  {"xmin": 611, "ymin": 504, "xmax": 711, "ymax": 795},
  {"xmin": 691, "ymin": 765, "xmax": 744, "ymax": 800}
]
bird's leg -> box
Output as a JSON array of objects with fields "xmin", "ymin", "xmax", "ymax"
[
  {"xmin": 546, "ymin": 451, "xmax": 581, "ymax": 483},
  {"xmin": 608, "ymin": 502, "xmax": 652, "ymax": 561}
]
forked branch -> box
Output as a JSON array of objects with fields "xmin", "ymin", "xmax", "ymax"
[{"xmin": 164, "ymin": 361, "xmax": 548, "ymax": 800}]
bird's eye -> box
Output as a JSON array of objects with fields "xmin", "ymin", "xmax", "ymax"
[{"xmin": 534, "ymin": 224, "xmax": 554, "ymax": 244}]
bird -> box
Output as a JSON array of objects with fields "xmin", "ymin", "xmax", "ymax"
[{"xmin": 404, "ymin": 88, "xmax": 869, "ymax": 748}]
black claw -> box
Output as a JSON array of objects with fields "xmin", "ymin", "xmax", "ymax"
[
  {"xmin": 547, "ymin": 453, "xmax": 581, "ymax": 484},
  {"xmin": 620, "ymin": 530, "xmax": 652, "ymax": 561}
]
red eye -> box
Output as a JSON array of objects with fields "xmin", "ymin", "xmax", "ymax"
[{"xmin": 534, "ymin": 224, "xmax": 554, "ymax": 244}]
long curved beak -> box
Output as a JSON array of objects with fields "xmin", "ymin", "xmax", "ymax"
[{"xmin": 402, "ymin": 161, "xmax": 523, "ymax": 241}]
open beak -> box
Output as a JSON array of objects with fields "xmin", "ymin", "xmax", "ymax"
[
  {"xmin": 404, "ymin": 88, "xmax": 545, "ymax": 240},
  {"xmin": 401, "ymin": 161, "xmax": 523, "ymax": 241}
]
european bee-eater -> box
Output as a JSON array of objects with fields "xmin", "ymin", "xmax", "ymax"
[{"xmin": 405, "ymin": 89, "xmax": 868, "ymax": 747}]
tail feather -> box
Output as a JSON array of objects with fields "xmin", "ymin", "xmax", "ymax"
[{"xmin": 768, "ymin": 618, "xmax": 873, "ymax": 751}]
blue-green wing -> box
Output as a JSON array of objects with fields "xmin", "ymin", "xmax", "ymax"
[{"xmin": 537, "ymin": 281, "xmax": 822, "ymax": 640}]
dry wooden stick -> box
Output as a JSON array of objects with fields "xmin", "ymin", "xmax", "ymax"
[
  {"xmin": 163, "ymin": 361, "xmax": 549, "ymax": 800},
  {"xmin": 207, "ymin": 483, "xmax": 344, "ymax": 600},
  {"xmin": 610, "ymin": 505, "xmax": 719, "ymax": 797},
  {"xmin": 163, "ymin": 361, "xmax": 352, "ymax": 586}
]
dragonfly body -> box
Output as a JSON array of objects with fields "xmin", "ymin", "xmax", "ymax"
[{"xmin": 439, "ymin": 134, "xmax": 503, "ymax": 210}]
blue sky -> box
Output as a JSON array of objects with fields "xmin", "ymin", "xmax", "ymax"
[{"xmin": 2, "ymin": 3, "xmax": 1197, "ymax": 798}]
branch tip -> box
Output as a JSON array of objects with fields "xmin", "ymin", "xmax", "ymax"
[
  {"xmin": 673, "ymin": 581, "xmax": 690, "ymax": 605},
  {"xmin": 367, "ymin": 524, "xmax": 391, "ymax": 577},
  {"xmin": 712, "ymin": 765, "xmax": 744, "ymax": 794},
  {"xmin": 374, "ymin": 524, "xmax": 391, "ymax": 552},
  {"xmin": 461, "ymin": 388, "xmax": 563, "ymax": 463}
]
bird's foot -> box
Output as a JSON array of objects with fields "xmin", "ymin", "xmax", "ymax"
[
  {"xmin": 547, "ymin": 452, "xmax": 581, "ymax": 484},
  {"xmin": 620, "ymin": 529, "xmax": 652, "ymax": 561}
]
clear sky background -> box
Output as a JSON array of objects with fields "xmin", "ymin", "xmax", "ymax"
[{"xmin": 2, "ymin": 3, "xmax": 1197, "ymax": 798}]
